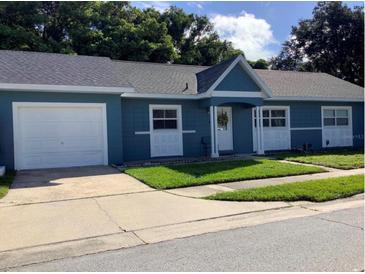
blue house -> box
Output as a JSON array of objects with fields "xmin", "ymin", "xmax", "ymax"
[{"xmin": 0, "ymin": 51, "xmax": 363, "ymax": 170}]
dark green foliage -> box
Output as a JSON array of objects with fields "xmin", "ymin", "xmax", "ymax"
[
  {"xmin": 271, "ymin": 2, "xmax": 364, "ymax": 86},
  {"xmin": 0, "ymin": 171, "xmax": 15, "ymax": 199},
  {"xmin": 0, "ymin": 2, "xmax": 243, "ymax": 65}
]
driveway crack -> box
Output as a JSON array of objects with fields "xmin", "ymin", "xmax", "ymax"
[
  {"xmin": 93, "ymin": 198, "xmax": 126, "ymax": 232},
  {"xmin": 312, "ymin": 215, "xmax": 364, "ymax": 231}
]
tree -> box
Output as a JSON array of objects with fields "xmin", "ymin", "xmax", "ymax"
[
  {"xmin": 252, "ymin": 59, "xmax": 269, "ymax": 69},
  {"xmin": 271, "ymin": 2, "xmax": 364, "ymax": 86},
  {"xmin": 0, "ymin": 2, "xmax": 245, "ymax": 65}
]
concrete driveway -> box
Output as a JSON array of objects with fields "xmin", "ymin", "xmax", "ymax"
[
  {"xmin": 0, "ymin": 165, "xmax": 363, "ymax": 269},
  {"xmin": 0, "ymin": 166, "xmax": 152, "ymax": 205}
]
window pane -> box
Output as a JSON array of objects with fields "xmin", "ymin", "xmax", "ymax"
[
  {"xmin": 271, "ymin": 110, "xmax": 285, "ymax": 117},
  {"xmin": 336, "ymin": 109, "xmax": 348, "ymax": 117},
  {"xmin": 324, "ymin": 118, "xmax": 335, "ymax": 126},
  {"xmin": 153, "ymin": 109, "xmax": 164, "ymax": 118},
  {"xmin": 165, "ymin": 109, "xmax": 177, "ymax": 118},
  {"xmin": 271, "ymin": 119, "xmax": 286, "ymax": 127},
  {"xmin": 336, "ymin": 118, "xmax": 348, "ymax": 126},
  {"xmin": 263, "ymin": 110, "xmax": 270, "ymax": 117},
  {"xmin": 217, "ymin": 111, "xmax": 229, "ymax": 130},
  {"xmin": 153, "ymin": 120, "xmax": 165, "ymax": 129},
  {"xmin": 165, "ymin": 120, "xmax": 177, "ymax": 129},
  {"xmin": 323, "ymin": 109, "xmax": 335, "ymax": 118},
  {"xmin": 263, "ymin": 119, "xmax": 270, "ymax": 127}
]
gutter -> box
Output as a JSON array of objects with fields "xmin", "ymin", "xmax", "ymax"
[{"xmin": 0, "ymin": 83, "xmax": 135, "ymax": 94}]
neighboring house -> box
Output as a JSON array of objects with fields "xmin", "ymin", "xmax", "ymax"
[{"xmin": 0, "ymin": 50, "xmax": 363, "ymax": 170}]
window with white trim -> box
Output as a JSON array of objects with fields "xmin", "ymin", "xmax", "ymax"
[
  {"xmin": 323, "ymin": 108, "xmax": 349, "ymax": 126},
  {"xmin": 254, "ymin": 108, "xmax": 287, "ymax": 128},
  {"xmin": 152, "ymin": 109, "xmax": 178, "ymax": 129}
]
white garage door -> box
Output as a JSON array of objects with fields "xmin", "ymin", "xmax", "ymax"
[
  {"xmin": 322, "ymin": 106, "xmax": 353, "ymax": 148},
  {"xmin": 13, "ymin": 103, "xmax": 108, "ymax": 170},
  {"xmin": 253, "ymin": 106, "xmax": 291, "ymax": 151}
]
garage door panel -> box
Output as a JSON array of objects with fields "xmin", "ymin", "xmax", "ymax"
[
  {"xmin": 252, "ymin": 107, "xmax": 291, "ymax": 152},
  {"xmin": 24, "ymin": 137, "xmax": 103, "ymax": 153},
  {"xmin": 22, "ymin": 151, "xmax": 104, "ymax": 170},
  {"xmin": 321, "ymin": 107, "xmax": 353, "ymax": 148},
  {"xmin": 20, "ymin": 108, "xmax": 103, "ymax": 122},
  {"xmin": 14, "ymin": 103, "xmax": 108, "ymax": 170}
]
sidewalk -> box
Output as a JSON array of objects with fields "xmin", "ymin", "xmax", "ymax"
[
  {"xmin": 0, "ymin": 193, "xmax": 363, "ymax": 270},
  {"xmin": 166, "ymin": 168, "xmax": 364, "ymax": 198}
]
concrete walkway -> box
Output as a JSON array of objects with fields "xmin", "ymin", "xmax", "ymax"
[{"xmin": 166, "ymin": 168, "xmax": 364, "ymax": 198}]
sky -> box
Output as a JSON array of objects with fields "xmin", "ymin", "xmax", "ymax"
[{"xmin": 131, "ymin": 1, "xmax": 363, "ymax": 61}]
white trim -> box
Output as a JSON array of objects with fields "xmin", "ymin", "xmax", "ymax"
[
  {"xmin": 12, "ymin": 102, "xmax": 109, "ymax": 170},
  {"xmin": 266, "ymin": 96, "xmax": 363, "ymax": 102},
  {"xmin": 135, "ymin": 130, "xmax": 195, "ymax": 135},
  {"xmin": 291, "ymin": 127, "xmax": 322, "ymax": 131},
  {"xmin": 121, "ymin": 92, "xmax": 363, "ymax": 102},
  {"xmin": 211, "ymin": 91, "xmax": 264, "ymax": 98},
  {"xmin": 321, "ymin": 106, "xmax": 353, "ymax": 148},
  {"xmin": 149, "ymin": 104, "xmax": 183, "ymax": 157},
  {"xmin": 207, "ymin": 55, "xmax": 273, "ymax": 98},
  {"xmin": 213, "ymin": 106, "xmax": 219, "ymax": 156},
  {"xmin": 210, "ymin": 106, "xmax": 219, "ymax": 157},
  {"xmin": 121, "ymin": 92, "xmax": 203, "ymax": 99},
  {"xmin": 135, "ymin": 131, "xmax": 150, "ymax": 135},
  {"xmin": 122, "ymin": 90, "xmax": 264, "ymax": 100},
  {"xmin": 1, "ymin": 83, "xmax": 134, "ymax": 94}
]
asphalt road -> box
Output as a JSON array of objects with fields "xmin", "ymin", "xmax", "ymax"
[{"xmin": 13, "ymin": 206, "xmax": 364, "ymax": 272}]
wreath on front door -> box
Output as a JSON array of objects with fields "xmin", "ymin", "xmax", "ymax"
[{"xmin": 218, "ymin": 112, "xmax": 229, "ymax": 127}]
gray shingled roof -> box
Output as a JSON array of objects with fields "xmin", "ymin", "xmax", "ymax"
[
  {"xmin": 0, "ymin": 50, "xmax": 363, "ymax": 100},
  {"xmin": 256, "ymin": 69, "xmax": 364, "ymax": 100},
  {"xmin": 112, "ymin": 60, "xmax": 205, "ymax": 95},
  {"xmin": 0, "ymin": 50, "xmax": 131, "ymax": 88},
  {"xmin": 196, "ymin": 56, "xmax": 236, "ymax": 93}
]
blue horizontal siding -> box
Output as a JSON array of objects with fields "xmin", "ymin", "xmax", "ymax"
[
  {"xmin": 232, "ymin": 105, "xmax": 254, "ymax": 153},
  {"xmin": 121, "ymin": 98, "xmax": 211, "ymax": 161},
  {"xmin": 265, "ymin": 101, "xmax": 364, "ymax": 149},
  {"xmin": 215, "ymin": 64, "xmax": 260, "ymax": 91},
  {"xmin": 0, "ymin": 91, "xmax": 123, "ymax": 169},
  {"xmin": 291, "ymin": 129, "xmax": 322, "ymax": 149}
]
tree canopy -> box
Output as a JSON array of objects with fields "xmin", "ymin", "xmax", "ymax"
[
  {"xmin": 271, "ymin": 2, "xmax": 364, "ymax": 86},
  {"xmin": 0, "ymin": 1, "xmax": 250, "ymax": 66}
]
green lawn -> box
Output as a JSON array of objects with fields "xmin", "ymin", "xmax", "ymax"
[
  {"xmin": 274, "ymin": 150, "xmax": 364, "ymax": 170},
  {"xmin": 207, "ymin": 175, "xmax": 364, "ymax": 202},
  {"xmin": 0, "ymin": 171, "xmax": 15, "ymax": 199},
  {"xmin": 125, "ymin": 159, "xmax": 325, "ymax": 189}
]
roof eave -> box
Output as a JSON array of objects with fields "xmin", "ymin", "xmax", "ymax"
[{"xmin": 0, "ymin": 83, "xmax": 135, "ymax": 94}]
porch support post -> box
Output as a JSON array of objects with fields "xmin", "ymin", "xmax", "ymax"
[
  {"xmin": 210, "ymin": 105, "xmax": 219, "ymax": 158},
  {"xmin": 256, "ymin": 106, "xmax": 265, "ymax": 155}
]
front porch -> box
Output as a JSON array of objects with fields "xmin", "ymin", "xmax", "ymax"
[{"xmin": 205, "ymin": 98, "xmax": 266, "ymax": 158}]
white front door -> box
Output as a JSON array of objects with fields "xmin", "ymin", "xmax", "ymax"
[
  {"xmin": 149, "ymin": 105, "xmax": 183, "ymax": 157},
  {"xmin": 13, "ymin": 102, "xmax": 108, "ymax": 170},
  {"xmin": 217, "ymin": 107, "xmax": 233, "ymax": 151},
  {"xmin": 322, "ymin": 106, "xmax": 353, "ymax": 148}
]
